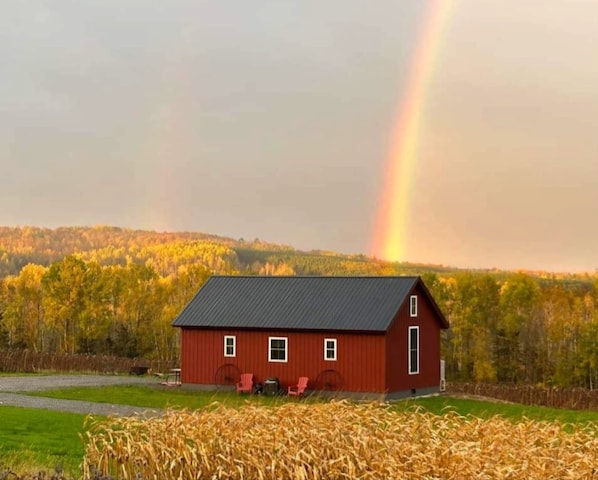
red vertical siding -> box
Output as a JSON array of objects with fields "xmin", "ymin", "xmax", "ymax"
[
  {"xmin": 385, "ymin": 283, "xmax": 441, "ymax": 393},
  {"xmin": 180, "ymin": 328, "xmax": 386, "ymax": 393}
]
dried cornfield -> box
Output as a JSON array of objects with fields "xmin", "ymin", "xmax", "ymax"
[{"xmin": 82, "ymin": 401, "xmax": 598, "ymax": 479}]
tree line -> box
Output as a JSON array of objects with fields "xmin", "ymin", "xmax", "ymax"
[
  {"xmin": 0, "ymin": 256, "xmax": 210, "ymax": 363},
  {"xmin": 0, "ymin": 226, "xmax": 237, "ymax": 277},
  {"xmin": 0, "ymin": 226, "xmax": 455, "ymax": 278},
  {"xmin": 1, "ymin": 226, "xmax": 597, "ymax": 387},
  {"xmin": 424, "ymin": 272, "xmax": 598, "ymax": 388}
]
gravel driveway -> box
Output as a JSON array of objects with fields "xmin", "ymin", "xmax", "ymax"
[{"xmin": 0, "ymin": 375, "xmax": 162, "ymax": 417}]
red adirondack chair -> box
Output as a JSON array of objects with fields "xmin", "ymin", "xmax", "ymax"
[
  {"xmin": 236, "ymin": 373, "xmax": 253, "ymax": 394},
  {"xmin": 288, "ymin": 376, "xmax": 309, "ymax": 397}
]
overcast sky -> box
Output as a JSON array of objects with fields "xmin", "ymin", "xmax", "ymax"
[{"xmin": 2, "ymin": 1, "xmax": 598, "ymax": 273}]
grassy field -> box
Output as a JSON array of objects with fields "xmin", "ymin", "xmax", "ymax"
[
  {"xmin": 25, "ymin": 384, "xmax": 298, "ymax": 410},
  {"xmin": 0, "ymin": 406, "xmax": 85, "ymax": 476},
  {"xmin": 398, "ymin": 394, "xmax": 598, "ymax": 424},
  {"xmin": 27, "ymin": 383, "xmax": 598, "ymax": 423},
  {"xmin": 4, "ymin": 385, "xmax": 598, "ymax": 477}
]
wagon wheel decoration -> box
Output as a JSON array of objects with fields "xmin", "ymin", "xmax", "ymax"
[
  {"xmin": 214, "ymin": 363, "xmax": 241, "ymax": 390},
  {"xmin": 314, "ymin": 369, "xmax": 344, "ymax": 392}
]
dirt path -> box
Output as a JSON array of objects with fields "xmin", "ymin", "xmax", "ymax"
[{"xmin": 0, "ymin": 374, "xmax": 162, "ymax": 417}]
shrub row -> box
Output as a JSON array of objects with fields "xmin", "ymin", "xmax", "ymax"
[
  {"xmin": 449, "ymin": 382, "xmax": 598, "ymax": 410},
  {"xmin": 0, "ymin": 349, "xmax": 175, "ymax": 375}
]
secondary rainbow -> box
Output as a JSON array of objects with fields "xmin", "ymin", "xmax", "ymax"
[{"xmin": 372, "ymin": 0, "xmax": 455, "ymax": 262}]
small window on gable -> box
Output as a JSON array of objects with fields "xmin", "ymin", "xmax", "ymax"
[
  {"xmin": 224, "ymin": 335, "xmax": 236, "ymax": 357},
  {"xmin": 269, "ymin": 337, "xmax": 288, "ymax": 363},
  {"xmin": 324, "ymin": 338, "xmax": 337, "ymax": 361},
  {"xmin": 410, "ymin": 295, "xmax": 418, "ymax": 317},
  {"xmin": 408, "ymin": 326, "xmax": 419, "ymax": 375}
]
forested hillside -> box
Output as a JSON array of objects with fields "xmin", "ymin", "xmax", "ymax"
[{"xmin": 0, "ymin": 226, "xmax": 596, "ymax": 388}]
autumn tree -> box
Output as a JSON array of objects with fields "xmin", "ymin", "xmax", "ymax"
[
  {"xmin": 0, "ymin": 264, "xmax": 46, "ymax": 351},
  {"xmin": 442, "ymin": 273, "xmax": 500, "ymax": 382},
  {"xmin": 42, "ymin": 256, "xmax": 89, "ymax": 354},
  {"xmin": 497, "ymin": 273, "xmax": 541, "ymax": 382}
]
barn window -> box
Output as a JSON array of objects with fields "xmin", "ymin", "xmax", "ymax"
[
  {"xmin": 224, "ymin": 336, "xmax": 236, "ymax": 357},
  {"xmin": 408, "ymin": 326, "xmax": 419, "ymax": 374},
  {"xmin": 324, "ymin": 338, "xmax": 337, "ymax": 361},
  {"xmin": 410, "ymin": 295, "xmax": 418, "ymax": 317},
  {"xmin": 269, "ymin": 337, "xmax": 288, "ymax": 362}
]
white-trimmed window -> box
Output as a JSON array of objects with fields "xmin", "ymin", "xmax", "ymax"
[
  {"xmin": 410, "ymin": 295, "xmax": 418, "ymax": 317},
  {"xmin": 224, "ymin": 336, "xmax": 236, "ymax": 357},
  {"xmin": 408, "ymin": 326, "xmax": 419, "ymax": 375},
  {"xmin": 324, "ymin": 338, "xmax": 337, "ymax": 361},
  {"xmin": 269, "ymin": 337, "xmax": 288, "ymax": 362}
]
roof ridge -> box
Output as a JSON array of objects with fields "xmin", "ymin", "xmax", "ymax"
[{"xmin": 209, "ymin": 275, "xmax": 420, "ymax": 279}]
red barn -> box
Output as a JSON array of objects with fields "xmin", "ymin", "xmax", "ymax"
[{"xmin": 172, "ymin": 276, "xmax": 449, "ymax": 399}]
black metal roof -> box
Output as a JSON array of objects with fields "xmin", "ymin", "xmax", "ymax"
[{"xmin": 172, "ymin": 276, "xmax": 448, "ymax": 332}]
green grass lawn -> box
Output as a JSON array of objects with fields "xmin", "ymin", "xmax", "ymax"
[
  {"xmin": 395, "ymin": 395, "xmax": 598, "ymax": 424},
  {"xmin": 0, "ymin": 406, "xmax": 86, "ymax": 476},
  {"xmin": 26, "ymin": 383, "xmax": 598, "ymax": 424},
  {"xmin": 25, "ymin": 384, "xmax": 311, "ymax": 409}
]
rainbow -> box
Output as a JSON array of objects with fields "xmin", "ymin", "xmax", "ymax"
[
  {"xmin": 372, "ymin": 0, "xmax": 455, "ymax": 262},
  {"xmin": 135, "ymin": 29, "xmax": 196, "ymax": 233}
]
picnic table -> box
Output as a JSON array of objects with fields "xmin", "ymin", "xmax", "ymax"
[{"xmin": 158, "ymin": 368, "xmax": 181, "ymax": 386}]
